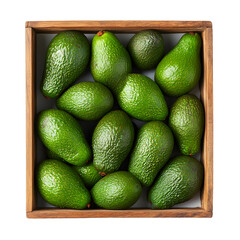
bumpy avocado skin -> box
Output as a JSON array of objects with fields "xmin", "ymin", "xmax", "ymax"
[
  {"xmin": 116, "ymin": 73, "xmax": 168, "ymax": 121},
  {"xmin": 56, "ymin": 81, "xmax": 114, "ymax": 121},
  {"xmin": 92, "ymin": 110, "xmax": 134, "ymax": 174},
  {"xmin": 37, "ymin": 159, "xmax": 91, "ymax": 209},
  {"xmin": 128, "ymin": 30, "xmax": 165, "ymax": 70},
  {"xmin": 38, "ymin": 109, "xmax": 91, "ymax": 166},
  {"xmin": 169, "ymin": 94, "xmax": 204, "ymax": 155},
  {"xmin": 155, "ymin": 33, "xmax": 202, "ymax": 97},
  {"xmin": 128, "ymin": 121, "xmax": 174, "ymax": 187},
  {"xmin": 148, "ymin": 156, "xmax": 203, "ymax": 209},
  {"xmin": 41, "ymin": 31, "xmax": 90, "ymax": 98},
  {"xmin": 91, "ymin": 171, "xmax": 142, "ymax": 209},
  {"xmin": 73, "ymin": 162, "xmax": 102, "ymax": 189},
  {"xmin": 91, "ymin": 31, "xmax": 132, "ymax": 92},
  {"xmin": 46, "ymin": 148, "xmax": 65, "ymax": 162}
]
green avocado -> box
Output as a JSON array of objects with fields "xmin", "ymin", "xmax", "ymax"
[
  {"xmin": 91, "ymin": 171, "xmax": 142, "ymax": 209},
  {"xmin": 128, "ymin": 30, "xmax": 164, "ymax": 70},
  {"xmin": 148, "ymin": 155, "xmax": 203, "ymax": 209},
  {"xmin": 73, "ymin": 162, "xmax": 102, "ymax": 189},
  {"xmin": 155, "ymin": 33, "xmax": 202, "ymax": 96},
  {"xmin": 56, "ymin": 81, "xmax": 114, "ymax": 121},
  {"xmin": 128, "ymin": 121, "xmax": 174, "ymax": 187},
  {"xmin": 116, "ymin": 73, "xmax": 168, "ymax": 121},
  {"xmin": 169, "ymin": 94, "xmax": 204, "ymax": 155},
  {"xmin": 37, "ymin": 159, "xmax": 91, "ymax": 209},
  {"xmin": 46, "ymin": 148, "xmax": 65, "ymax": 162},
  {"xmin": 38, "ymin": 109, "xmax": 91, "ymax": 166},
  {"xmin": 92, "ymin": 110, "xmax": 134, "ymax": 175},
  {"xmin": 41, "ymin": 31, "xmax": 90, "ymax": 98},
  {"xmin": 91, "ymin": 31, "xmax": 132, "ymax": 92}
]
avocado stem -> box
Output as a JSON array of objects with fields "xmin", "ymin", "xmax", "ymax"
[
  {"xmin": 99, "ymin": 172, "xmax": 107, "ymax": 176},
  {"xmin": 97, "ymin": 31, "xmax": 105, "ymax": 37},
  {"xmin": 87, "ymin": 203, "xmax": 91, "ymax": 208},
  {"xmin": 189, "ymin": 32, "xmax": 195, "ymax": 35}
]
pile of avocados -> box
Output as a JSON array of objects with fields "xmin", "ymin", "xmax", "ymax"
[{"xmin": 37, "ymin": 30, "xmax": 204, "ymax": 210}]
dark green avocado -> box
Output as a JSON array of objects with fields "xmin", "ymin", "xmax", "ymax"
[
  {"xmin": 128, "ymin": 29, "xmax": 164, "ymax": 70},
  {"xmin": 37, "ymin": 159, "xmax": 91, "ymax": 209},
  {"xmin": 169, "ymin": 94, "xmax": 204, "ymax": 155},
  {"xmin": 148, "ymin": 155, "xmax": 204, "ymax": 209},
  {"xmin": 92, "ymin": 110, "xmax": 134, "ymax": 175},
  {"xmin": 38, "ymin": 109, "xmax": 91, "ymax": 166},
  {"xmin": 41, "ymin": 31, "xmax": 90, "ymax": 98}
]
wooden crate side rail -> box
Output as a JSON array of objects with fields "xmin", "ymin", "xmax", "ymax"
[
  {"xmin": 25, "ymin": 20, "xmax": 212, "ymax": 33},
  {"xmin": 200, "ymin": 27, "xmax": 213, "ymax": 213},
  {"xmin": 26, "ymin": 27, "xmax": 36, "ymax": 212}
]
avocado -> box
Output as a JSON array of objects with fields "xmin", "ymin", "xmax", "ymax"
[
  {"xmin": 37, "ymin": 159, "xmax": 91, "ymax": 209},
  {"xmin": 73, "ymin": 162, "xmax": 102, "ymax": 189},
  {"xmin": 91, "ymin": 31, "xmax": 132, "ymax": 92},
  {"xmin": 128, "ymin": 30, "xmax": 164, "ymax": 70},
  {"xmin": 169, "ymin": 94, "xmax": 204, "ymax": 155},
  {"xmin": 148, "ymin": 155, "xmax": 203, "ymax": 209},
  {"xmin": 128, "ymin": 121, "xmax": 174, "ymax": 186},
  {"xmin": 92, "ymin": 110, "xmax": 134, "ymax": 175},
  {"xmin": 46, "ymin": 148, "xmax": 65, "ymax": 162},
  {"xmin": 155, "ymin": 33, "xmax": 202, "ymax": 96},
  {"xmin": 91, "ymin": 171, "xmax": 142, "ymax": 209},
  {"xmin": 38, "ymin": 109, "xmax": 91, "ymax": 166},
  {"xmin": 41, "ymin": 31, "xmax": 90, "ymax": 98},
  {"xmin": 116, "ymin": 73, "xmax": 168, "ymax": 121},
  {"xmin": 56, "ymin": 81, "xmax": 114, "ymax": 121}
]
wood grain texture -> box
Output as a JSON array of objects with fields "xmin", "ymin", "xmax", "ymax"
[
  {"xmin": 27, "ymin": 208, "xmax": 212, "ymax": 218},
  {"xmin": 25, "ymin": 20, "xmax": 212, "ymax": 33},
  {"xmin": 26, "ymin": 27, "xmax": 36, "ymax": 212},
  {"xmin": 200, "ymin": 27, "xmax": 213, "ymax": 214},
  {"xmin": 26, "ymin": 21, "xmax": 213, "ymax": 218}
]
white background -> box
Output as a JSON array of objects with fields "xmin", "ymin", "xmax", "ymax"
[{"xmin": 1, "ymin": 0, "xmax": 239, "ymax": 239}]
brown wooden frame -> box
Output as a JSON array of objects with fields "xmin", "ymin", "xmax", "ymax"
[{"xmin": 26, "ymin": 21, "xmax": 213, "ymax": 218}]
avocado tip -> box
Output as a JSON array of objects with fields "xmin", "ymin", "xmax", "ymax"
[{"xmin": 44, "ymin": 95, "xmax": 52, "ymax": 100}]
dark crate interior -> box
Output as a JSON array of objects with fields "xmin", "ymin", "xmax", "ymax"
[{"xmin": 35, "ymin": 32, "xmax": 202, "ymax": 209}]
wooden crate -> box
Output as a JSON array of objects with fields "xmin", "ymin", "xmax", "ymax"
[{"xmin": 26, "ymin": 21, "xmax": 213, "ymax": 218}]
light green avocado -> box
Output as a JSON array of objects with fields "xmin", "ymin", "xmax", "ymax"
[
  {"xmin": 116, "ymin": 73, "xmax": 168, "ymax": 121},
  {"xmin": 73, "ymin": 162, "xmax": 102, "ymax": 189},
  {"xmin": 37, "ymin": 159, "xmax": 91, "ymax": 209},
  {"xmin": 148, "ymin": 156, "xmax": 203, "ymax": 209},
  {"xmin": 56, "ymin": 81, "xmax": 114, "ymax": 121},
  {"xmin": 128, "ymin": 121, "xmax": 174, "ymax": 187},
  {"xmin": 38, "ymin": 109, "xmax": 91, "ymax": 166},
  {"xmin": 91, "ymin": 31, "xmax": 132, "ymax": 92},
  {"xmin": 41, "ymin": 31, "xmax": 90, "ymax": 98},
  {"xmin": 91, "ymin": 171, "xmax": 142, "ymax": 209},
  {"xmin": 155, "ymin": 33, "xmax": 202, "ymax": 97}
]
